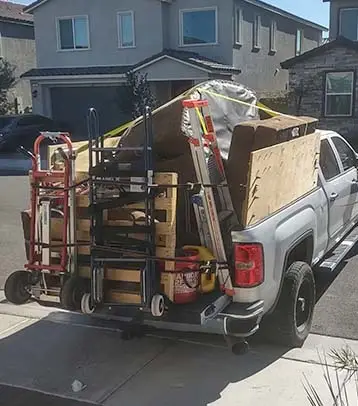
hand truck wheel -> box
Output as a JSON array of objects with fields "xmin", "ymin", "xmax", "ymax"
[
  {"xmin": 60, "ymin": 276, "xmax": 85, "ymax": 311},
  {"xmin": 151, "ymin": 294, "xmax": 165, "ymax": 317},
  {"xmin": 81, "ymin": 293, "xmax": 95, "ymax": 315},
  {"xmin": 4, "ymin": 270, "xmax": 32, "ymax": 305}
]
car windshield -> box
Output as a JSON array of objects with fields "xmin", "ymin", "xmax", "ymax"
[{"xmin": 0, "ymin": 117, "xmax": 15, "ymax": 129}]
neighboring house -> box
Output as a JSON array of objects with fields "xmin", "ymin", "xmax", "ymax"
[
  {"xmin": 0, "ymin": 1, "xmax": 35, "ymax": 113},
  {"xmin": 281, "ymin": 0, "xmax": 358, "ymax": 145},
  {"xmin": 22, "ymin": 0, "xmax": 326, "ymax": 138}
]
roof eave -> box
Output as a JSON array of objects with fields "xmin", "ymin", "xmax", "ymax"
[
  {"xmin": 242, "ymin": 0, "xmax": 328, "ymax": 31},
  {"xmin": 0, "ymin": 16, "xmax": 33, "ymax": 25},
  {"xmin": 23, "ymin": 0, "xmax": 48, "ymax": 14},
  {"xmin": 280, "ymin": 36, "xmax": 358, "ymax": 69}
]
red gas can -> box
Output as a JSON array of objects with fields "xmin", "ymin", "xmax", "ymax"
[{"xmin": 173, "ymin": 248, "xmax": 200, "ymax": 304}]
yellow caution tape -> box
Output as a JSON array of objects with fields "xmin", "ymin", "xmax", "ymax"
[{"xmin": 73, "ymin": 85, "xmax": 308, "ymax": 158}]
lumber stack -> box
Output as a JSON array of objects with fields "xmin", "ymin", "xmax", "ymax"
[{"xmin": 50, "ymin": 172, "xmax": 178, "ymax": 303}]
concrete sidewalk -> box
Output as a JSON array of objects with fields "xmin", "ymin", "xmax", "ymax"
[{"xmin": 0, "ymin": 294, "xmax": 356, "ymax": 406}]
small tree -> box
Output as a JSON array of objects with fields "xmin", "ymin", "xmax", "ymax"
[
  {"xmin": 288, "ymin": 72, "xmax": 322, "ymax": 115},
  {"xmin": 117, "ymin": 71, "xmax": 157, "ymax": 119},
  {"xmin": 0, "ymin": 58, "xmax": 16, "ymax": 115}
]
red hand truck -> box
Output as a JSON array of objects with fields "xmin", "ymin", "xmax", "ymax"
[{"xmin": 4, "ymin": 132, "xmax": 78, "ymax": 304}]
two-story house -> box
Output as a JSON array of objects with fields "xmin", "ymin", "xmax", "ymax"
[
  {"xmin": 22, "ymin": 0, "xmax": 326, "ymax": 137},
  {"xmin": 0, "ymin": 1, "xmax": 35, "ymax": 113},
  {"xmin": 281, "ymin": 0, "xmax": 358, "ymax": 145}
]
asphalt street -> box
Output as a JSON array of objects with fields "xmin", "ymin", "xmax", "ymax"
[{"xmin": 0, "ymin": 170, "xmax": 357, "ymax": 340}]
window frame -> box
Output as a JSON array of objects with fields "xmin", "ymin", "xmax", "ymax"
[
  {"xmin": 324, "ymin": 71, "xmax": 355, "ymax": 118},
  {"xmin": 235, "ymin": 6, "xmax": 243, "ymax": 46},
  {"xmin": 331, "ymin": 135, "xmax": 357, "ymax": 172},
  {"xmin": 179, "ymin": 6, "xmax": 218, "ymax": 47},
  {"xmin": 253, "ymin": 13, "xmax": 261, "ymax": 50},
  {"xmin": 339, "ymin": 7, "xmax": 358, "ymax": 41},
  {"xmin": 117, "ymin": 10, "xmax": 136, "ymax": 49},
  {"xmin": 56, "ymin": 15, "xmax": 90, "ymax": 51},
  {"xmin": 319, "ymin": 138, "xmax": 342, "ymax": 182},
  {"xmin": 269, "ymin": 19, "xmax": 277, "ymax": 53},
  {"xmin": 295, "ymin": 28, "xmax": 303, "ymax": 56}
]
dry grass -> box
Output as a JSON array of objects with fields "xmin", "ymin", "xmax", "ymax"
[{"xmin": 304, "ymin": 346, "xmax": 358, "ymax": 405}]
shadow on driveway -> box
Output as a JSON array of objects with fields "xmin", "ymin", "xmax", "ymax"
[{"xmin": 0, "ymin": 309, "xmax": 288, "ymax": 406}]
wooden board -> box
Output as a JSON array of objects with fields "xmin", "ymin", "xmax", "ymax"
[{"xmin": 242, "ymin": 131, "xmax": 320, "ymax": 227}]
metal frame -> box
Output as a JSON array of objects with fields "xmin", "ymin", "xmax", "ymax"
[
  {"xmin": 25, "ymin": 132, "xmax": 77, "ymax": 276},
  {"xmin": 87, "ymin": 106, "xmax": 158, "ymax": 310}
]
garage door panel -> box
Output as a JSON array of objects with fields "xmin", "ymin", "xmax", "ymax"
[{"xmin": 50, "ymin": 86, "xmax": 130, "ymax": 139}]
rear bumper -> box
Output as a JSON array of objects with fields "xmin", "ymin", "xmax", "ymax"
[{"xmin": 218, "ymin": 300, "xmax": 264, "ymax": 338}]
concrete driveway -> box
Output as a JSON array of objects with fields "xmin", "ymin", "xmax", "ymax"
[{"xmin": 0, "ymin": 298, "xmax": 357, "ymax": 406}]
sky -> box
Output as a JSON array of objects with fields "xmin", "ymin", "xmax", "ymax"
[{"xmin": 15, "ymin": 0, "xmax": 330, "ymax": 29}]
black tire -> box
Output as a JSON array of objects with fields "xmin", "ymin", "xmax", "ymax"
[
  {"xmin": 264, "ymin": 261, "xmax": 316, "ymax": 348},
  {"xmin": 4, "ymin": 271, "xmax": 32, "ymax": 305},
  {"xmin": 60, "ymin": 276, "xmax": 86, "ymax": 311}
]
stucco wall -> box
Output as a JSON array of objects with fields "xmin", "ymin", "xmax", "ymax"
[
  {"xmin": 328, "ymin": 0, "xmax": 358, "ymax": 40},
  {"xmin": 33, "ymin": 0, "xmax": 163, "ymax": 68},
  {"xmin": 233, "ymin": 0, "xmax": 322, "ymax": 96}
]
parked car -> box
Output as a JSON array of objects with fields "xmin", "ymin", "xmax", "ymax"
[{"xmin": 0, "ymin": 114, "xmax": 71, "ymax": 153}]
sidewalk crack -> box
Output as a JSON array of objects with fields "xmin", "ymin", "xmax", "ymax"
[{"xmin": 96, "ymin": 342, "xmax": 174, "ymax": 405}]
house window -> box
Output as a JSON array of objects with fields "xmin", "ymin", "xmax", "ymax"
[
  {"xmin": 270, "ymin": 20, "xmax": 277, "ymax": 52},
  {"xmin": 339, "ymin": 8, "xmax": 358, "ymax": 41},
  {"xmin": 235, "ymin": 7, "xmax": 243, "ymax": 45},
  {"xmin": 180, "ymin": 8, "xmax": 217, "ymax": 46},
  {"xmin": 253, "ymin": 14, "xmax": 261, "ymax": 49},
  {"xmin": 296, "ymin": 28, "xmax": 303, "ymax": 55},
  {"xmin": 325, "ymin": 71, "xmax": 354, "ymax": 117},
  {"xmin": 118, "ymin": 11, "xmax": 135, "ymax": 48},
  {"xmin": 57, "ymin": 16, "xmax": 89, "ymax": 50}
]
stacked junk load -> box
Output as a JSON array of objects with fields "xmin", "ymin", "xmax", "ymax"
[{"xmin": 5, "ymin": 79, "xmax": 319, "ymax": 350}]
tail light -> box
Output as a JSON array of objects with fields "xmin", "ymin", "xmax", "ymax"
[{"xmin": 233, "ymin": 243, "xmax": 264, "ymax": 288}]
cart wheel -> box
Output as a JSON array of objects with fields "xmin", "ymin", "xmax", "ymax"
[
  {"xmin": 4, "ymin": 271, "xmax": 32, "ymax": 305},
  {"xmin": 81, "ymin": 293, "xmax": 95, "ymax": 315},
  {"xmin": 151, "ymin": 294, "xmax": 165, "ymax": 317},
  {"xmin": 60, "ymin": 276, "xmax": 85, "ymax": 311}
]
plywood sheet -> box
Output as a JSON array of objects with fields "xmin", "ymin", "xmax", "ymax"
[{"xmin": 242, "ymin": 132, "xmax": 320, "ymax": 227}]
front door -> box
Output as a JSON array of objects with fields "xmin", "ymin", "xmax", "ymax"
[{"xmin": 330, "ymin": 135, "xmax": 358, "ymax": 221}]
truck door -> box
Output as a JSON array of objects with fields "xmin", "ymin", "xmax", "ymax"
[
  {"xmin": 331, "ymin": 135, "xmax": 358, "ymax": 220},
  {"xmin": 319, "ymin": 137, "xmax": 356, "ymax": 240}
]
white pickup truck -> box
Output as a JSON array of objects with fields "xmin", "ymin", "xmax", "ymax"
[
  {"xmin": 5, "ymin": 127, "xmax": 358, "ymax": 354},
  {"xmin": 141, "ymin": 129, "xmax": 358, "ymax": 351}
]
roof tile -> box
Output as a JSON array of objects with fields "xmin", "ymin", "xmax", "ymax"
[{"xmin": 0, "ymin": 0, "xmax": 33, "ymax": 23}]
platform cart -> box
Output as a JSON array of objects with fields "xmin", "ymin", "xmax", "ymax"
[{"xmin": 4, "ymin": 132, "xmax": 79, "ymax": 305}]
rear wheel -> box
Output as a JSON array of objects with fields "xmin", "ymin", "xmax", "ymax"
[
  {"xmin": 4, "ymin": 271, "xmax": 32, "ymax": 305},
  {"xmin": 263, "ymin": 261, "xmax": 315, "ymax": 347}
]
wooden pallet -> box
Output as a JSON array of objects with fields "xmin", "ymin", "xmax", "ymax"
[{"xmin": 51, "ymin": 172, "xmax": 178, "ymax": 304}]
